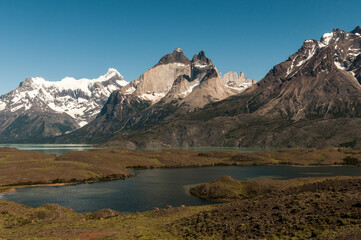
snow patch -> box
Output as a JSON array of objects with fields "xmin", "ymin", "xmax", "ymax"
[
  {"xmin": 125, "ymin": 86, "xmax": 136, "ymax": 94},
  {"xmin": 10, "ymin": 105, "xmax": 23, "ymax": 112},
  {"xmin": 174, "ymin": 63, "xmax": 187, "ymax": 67},
  {"xmin": 0, "ymin": 101, "xmax": 6, "ymax": 111},
  {"xmin": 140, "ymin": 92, "xmax": 166, "ymax": 102},
  {"xmin": 178, "ymin": 82, "xmax": 200, "ymax": 97},
  {"xmin": 194, "ymin": 63, "xmax": 210, "ymax": 68},
  {"xmin": 78, "ymin": 121, "xmax": 88, "ymax": 127},
  {"xmin": 321, "ymin": 32, "xmax": 334, "ymax": 45},
  {"xmin": 226, "ymin": 82, "xmax": 253, "ymax": 92},
  {"xmin": 334, "ymin": 61, "xmax": 346, "ymax": 70},
  {"xmin": 117, "ymin": 80, "xmax": 128, "ymax": 87}
]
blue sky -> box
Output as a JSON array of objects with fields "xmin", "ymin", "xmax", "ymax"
[{"xmin": 0, "ymin": 0, "xmax": 360, "ymax": 95}]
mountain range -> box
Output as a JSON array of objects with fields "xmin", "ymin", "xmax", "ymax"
[
  {"xmin": 58, "ymin": 26, "xmax": 361, "ymax": 148},
  {"xmin": 1, "ymin": 26, "xmax": 360, "ymax": 147},
  {"xmin": 0, "ymin": 49, "xmax": 254, "ymax": 143}
]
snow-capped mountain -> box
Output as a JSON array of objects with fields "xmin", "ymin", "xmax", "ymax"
[
  {"xmin": 0, "ymin": 68, "xmax": 127, "ymax": 142},
  {"xmin": 284, "ymin": 27, "xmax": 361, "ymax": 83},
  {"xmin": 249, "ymin": 26, "xmax": 361, "ymax": 121},
  {"xmin": 119, "ymin": 48, "xmax": 254, "ymax": 108},
  {"xmin": 58, "ymin": 26, "xmax": 361, "ymax": 148},
  {"xmin": 0, "ymin": 68, "xmax": 127, "ymax": 127}
]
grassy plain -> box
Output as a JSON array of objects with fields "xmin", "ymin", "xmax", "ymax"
[{"xmin": 0, "ymin": 146, "xmax": 360, "ymax": 192}]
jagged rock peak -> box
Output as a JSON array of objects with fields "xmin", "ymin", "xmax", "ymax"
[
  {"xmin": 320, "ymin": 28, "xmax": 347, "ymax": 46},
  {"xmin": 191, "ymin": 50, "xmax": 213, "ymax": 66},
  {"xmin": 351, "ymin": 26, "xmax": 361, "ymax": 34},
  {"xmin": 154, "ymin": 48, "xmax": 191, "ymax": 67},
  {"xmin": 239, "ymin": 72, "xmax": 245, "ymax": 79}
]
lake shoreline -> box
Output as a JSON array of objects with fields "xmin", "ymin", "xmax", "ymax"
[
  {"xmin": 0, "ymin": 146, "xmax": 360, "ymax": 193},
  {"xmin": 0, "ymin": 163, "xmax": 352, "ymax": 194}
]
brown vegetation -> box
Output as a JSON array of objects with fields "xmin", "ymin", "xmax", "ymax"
[
  {"xmin": 0, "ymin": 147, "xmax": 132, "ymax": 191},
  {"xmin": 1, "ymin": 146, "xmax": 361, "ymax": 192},
  {"xmin": 1, "ymin": 177, "xmax": 361, "ymax": 239},
  {"xmin": 174, "ymin": 177, "xmax": 361, "ymax": 239}
]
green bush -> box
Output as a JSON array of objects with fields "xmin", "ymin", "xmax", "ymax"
[{"xmin": 342, "ymin": 156, "xmax": 360, "ymax": 165}]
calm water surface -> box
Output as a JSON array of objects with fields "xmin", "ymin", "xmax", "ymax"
[
  {"xmin": 1, "ymin": 165, "xmax": 360, "ymax": 213},
  {"xmin": 0, "ymin": 144, "xmax": 277, "ymax": 155},
  {"xmin": 0, "ymin": 144, "xmax": 97, "ymax": 155}
]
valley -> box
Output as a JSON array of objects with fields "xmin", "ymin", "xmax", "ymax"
[{"xmin": 1, "ymin": 1, "xmax": 361, "ymax": 239}]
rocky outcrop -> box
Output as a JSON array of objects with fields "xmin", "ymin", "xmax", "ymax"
[
  {"xmin": 191, "ymin": 51, "xmax": 214, "ymax": 82},
  {"xmin": 351, "ymin": 25, "xmax": 361, "ymax": 34},
  {"xmin": 222, "ymin": 71, "xmax": 254, "ymax": 91}
]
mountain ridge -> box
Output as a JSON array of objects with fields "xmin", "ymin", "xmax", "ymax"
[
  {"xmin": 91, "ymin": 26, "xmax": 361, "ymax": 148},
  {"xmin": 0, "ymin": 69, "xmax": 128, "ymax": 142}
]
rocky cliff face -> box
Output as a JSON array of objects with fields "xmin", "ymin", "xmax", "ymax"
[
  {"xmin": 178, "ymin": 68, "xmax": 237, "ymax": 109},
  {"xmin": 0, "ymin": 69, "xmax": 127, "ymax": 142},
  {"xmin": 120, "ymin": 49, "xmax": 192, "ymax": 102},
  {"xmin": 222, "ymin": 71, "xmax": 253, "ymax": 90}
]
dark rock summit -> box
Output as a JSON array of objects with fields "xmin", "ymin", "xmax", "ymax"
[
  {"xmin": 191, "ymin": 51, "xmax": 215, "ymax": 82},
  {"xmin": 191, "ymin": 50, "xmax": 213, "ymax": 66},
  {"xmin": 155, "ymin": 48, "xmax": 191, "ymax": 67},
  {"xmin": 351, "ymin": 25, "xmax": 361, "ymax": 34}
]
